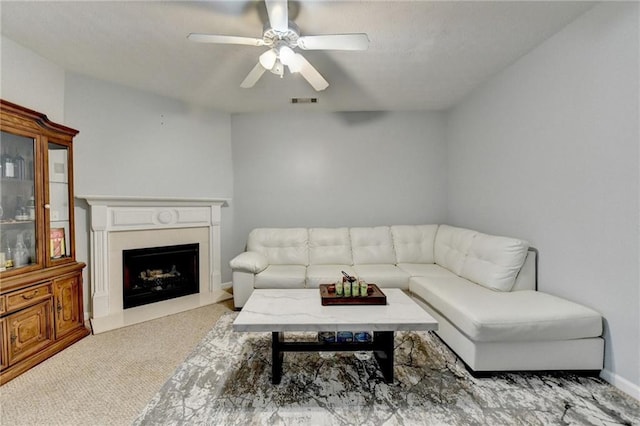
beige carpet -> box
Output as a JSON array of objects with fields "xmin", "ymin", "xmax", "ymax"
[{"xmin": 0, "ymin": 299, "xmax": 234, "ymax": 426}]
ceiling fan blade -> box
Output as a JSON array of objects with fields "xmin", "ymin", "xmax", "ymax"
[
  {"xmin": 187, "ymin": 33, "xmax": 265, "ymax": 47},
  {"xmin": 297, "ymin": 34, "xmax": 369, "ymax": 51},
  {"xmin": 265, "ymin": 0, "xmax": 288, "ymax": 32},
  {"xmin": 240, "ymin": 62, "xmax": 267, "ymax": 88},
  {"xmin": 295, "ymin": 53, "xmax": 329, "ymax": 91}
]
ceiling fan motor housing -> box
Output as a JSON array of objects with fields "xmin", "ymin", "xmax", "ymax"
[{"xmin": 262, "ymin": 22, "xmax": 300, "ymax": 49}]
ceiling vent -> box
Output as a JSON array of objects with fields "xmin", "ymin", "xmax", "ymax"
[{"xmin": 291, "ymin": 97, "xmax": 318, "ymax": 104}]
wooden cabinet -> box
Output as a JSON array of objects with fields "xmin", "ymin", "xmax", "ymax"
[{"xmin": 0, "ymin": 100, "xmax": 89, "ymax": 385}]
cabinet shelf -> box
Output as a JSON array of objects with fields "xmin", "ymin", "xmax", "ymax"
[
  {"xmin": 0, "ymin": 219, "xmax": 35, "ymax": 226},
  {"xmin": 0, "ymin": 178, "xmax": 34, "ymax": 184}
]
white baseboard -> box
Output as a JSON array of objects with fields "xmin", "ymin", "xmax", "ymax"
[{"xmin": 600, "ymin": 369, "xmax": 640, "ymax": 401}]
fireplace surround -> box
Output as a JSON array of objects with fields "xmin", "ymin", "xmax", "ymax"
[{"xmin": 79, "ymin": 196, "xmax": 229, "ymax": 333}]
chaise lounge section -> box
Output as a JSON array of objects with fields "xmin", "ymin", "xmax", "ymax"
[{"xmin": 230, "ymin": 224, "xmax": 604, "ymax": 373}]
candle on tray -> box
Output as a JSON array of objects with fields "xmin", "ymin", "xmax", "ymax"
[{"xmin": 359, "ymin": 280, "xmax": 368, "ymax": 297}]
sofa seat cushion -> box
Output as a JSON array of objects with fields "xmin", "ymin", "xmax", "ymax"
[
  {"xmin": 410, "ymin": 276, "xmax": 602, "ymax": 342},
  {"xmin": 306, "ymin": 265, "xmax": 356, "ymax": 288},
  {"xmin": 254, "ymin": 265, "xmax": 307, "ymax": 289},
  {"xmin": 397, "ymin": 263, "xmax": 457, "ymax": 278},
  {"xmin": 353, "ymin": 265, "xmax": 410, "ymax": 289}
]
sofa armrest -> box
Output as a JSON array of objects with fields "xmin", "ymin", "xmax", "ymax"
[
  {"xmin": 230, "ymin": 251, "xmax": 269, "ymax": 274},
  {"xmin": 232, "ymin": 271, "xmax": 256, "ymax": 309}
]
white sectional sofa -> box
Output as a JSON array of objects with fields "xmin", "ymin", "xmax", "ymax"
[{"xmin": 230, "ymin": 225, "xmax": 604, "ymax": 373}]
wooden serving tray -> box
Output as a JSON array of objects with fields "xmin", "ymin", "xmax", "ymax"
[{"xmin": 319, "ymin": 283, "xmax": 387, "ymax": 306}]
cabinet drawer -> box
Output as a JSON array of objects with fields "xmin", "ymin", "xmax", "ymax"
[{"xmin": 6, "ymin": 283, "xmax": 52, "ymax": 312}]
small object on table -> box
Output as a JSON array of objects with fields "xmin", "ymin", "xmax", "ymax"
[
  {"xmin": 341, "ymin": 270, "xmax": 355, "ymax": 282},
  {"xmin": 319, "ymin": 283, "xmax": 387, "ymax": 305},
  {"xmin": 337, "ymin": 331, "xmax": 353, "ymax": 343},
  {"xmin": 354, "ymin": 331, "xmax": 372, "ymax": 342},
  {"xmin": 350, "ymin": 280, "xmax": 359, "ymax": 297},
  {"xmin": 359, "ymin": 280, "xmax": 368, "ymax": 297},
  {"xmin": 344, "ymin": 280, "xmax": 352, "ymax": 297},
  {"xmin": 335, "ymin": 280, "xmax": 343, "ymax": 296},
  {"xmin": 318, "ymin": 331, "xmax": 336, "ymax": 343}
]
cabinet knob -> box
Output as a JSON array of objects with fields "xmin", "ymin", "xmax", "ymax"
[{"xmin": 44, "ymin": 204, "xmax": 51, "ymax": 209}]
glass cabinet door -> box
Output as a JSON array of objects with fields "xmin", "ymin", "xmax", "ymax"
[
  {"xmin": 0, "ymin": 131, "xmax": 38, "ymax": 272},
  {"xmin": 47, "ymin": 142, "xmax": 71, "ymax": 263}
]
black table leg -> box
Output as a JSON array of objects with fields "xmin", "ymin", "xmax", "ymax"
[
  {"xmin": 373, "ymin": 331, "xmax": 395, "ymax": 383},
  {"xmin": 271, "ymin": 332, "xmax": 283, "ymax": 384}
]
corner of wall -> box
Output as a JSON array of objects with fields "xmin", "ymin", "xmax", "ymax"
[{"xmin": 600, "ymin": 369, "xmax": 640, "ymax": 402}]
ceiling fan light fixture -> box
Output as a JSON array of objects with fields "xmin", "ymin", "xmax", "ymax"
[
  {"xmin": 287, "ymin": 53, "xmax": 304, "ymax": 73},
  {"xmin": 279, "ymin": 46, "xmax": 303, "ymax": 73},
  {"xmin": 279, "ymin": 46, "xmax": 295, "ymax": 65},
  {"xmin": 259, "ymin": 49, "xmax": 277, "ymax": 70},
  {"xmin": 270, "ymin": 59, "xmax": 284, "ymax": 77}
]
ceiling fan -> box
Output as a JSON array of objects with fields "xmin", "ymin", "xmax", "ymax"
[{"xmin": 187, "ymin": 0, "xmax": 369, "ymax": 91}]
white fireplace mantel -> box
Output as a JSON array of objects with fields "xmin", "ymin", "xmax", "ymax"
[{"xmin": 78, "ymin": 195, "xmax": 230, "ymax": 333}]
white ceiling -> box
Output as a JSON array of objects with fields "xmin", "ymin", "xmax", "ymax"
[{"xmin": 1, "ymin": 1, "xmax": 595, "ymax": 113}]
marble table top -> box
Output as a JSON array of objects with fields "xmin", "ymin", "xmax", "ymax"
[{"xmin": 233, "ymin": 288, "xmax": 438, "ymax": 333}]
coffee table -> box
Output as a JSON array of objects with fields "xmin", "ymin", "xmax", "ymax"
[{"xmin": 233, "ymin": 288, "xmax": 438, "ymax": 384}]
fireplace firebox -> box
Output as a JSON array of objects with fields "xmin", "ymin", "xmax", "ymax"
[{"xmin": 123, "ymin": 243, "xmax": 199, "ymax": 309}]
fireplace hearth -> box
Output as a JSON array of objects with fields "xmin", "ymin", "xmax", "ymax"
[{"xmin": 123, "ymin": 243, "xmax": 199, "ymax": 309}]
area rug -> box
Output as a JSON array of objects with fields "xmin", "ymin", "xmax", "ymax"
[{"xmin": 134, "ymin": 312, "xmax": 639, "ymax": 425}]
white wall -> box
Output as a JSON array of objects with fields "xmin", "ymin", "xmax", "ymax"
[
  {"xmin": 63, "ymin": 73, "xmax": 234, "ymax": 310},
  {"xmin": 0, "ymin": 35, "xmax": 65, "ymax": 122},
  {"xmin": 447, "ymin": 2, "xmax": 639, "ymax": 396},
  {"xmin": 65, "ymin": 73, "xmax": 232, "ymax": 199},
  {"xmin": 230, "ymin": 111, "xmax": 448, "ymax": 257}
]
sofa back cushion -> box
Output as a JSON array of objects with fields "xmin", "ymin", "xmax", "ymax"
[
  {"xmin": 247, "ymin": 228, "xmax": 309, "ymax": 265},
  {"xmin": 434, "ymin": 225, "xmax": 477, "ymax": 275},
  {"xmin": 309, "ymin": 228, "xmax": 353, "ymax": 265},
  {"xmin": 391, "ymin": 225, "xmax": 438, "ymax": 264},
  {"xmin": 460, "ymin": 233, "xmax": 529, "ymax": 292},
  {"xmin": 350, "ymin": 226, "xmax": 397, "ymax": 265}
]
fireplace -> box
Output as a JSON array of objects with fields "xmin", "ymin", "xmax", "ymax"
[
  {"xmin": 80, "ymin": 196, "xmax": 230, "ymax": 334},
  {"xmin": 123, "ymin": 243, "xmax": 199, "ymax": 309}
]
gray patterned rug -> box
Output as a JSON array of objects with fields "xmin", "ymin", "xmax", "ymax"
[{"xmin": 134, "ymin": 312, "xmax": 639, "ymax": 425}]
